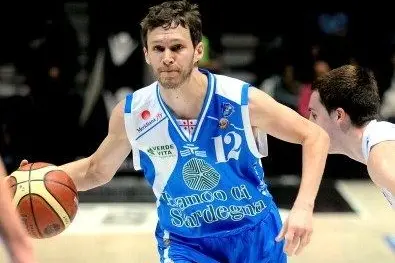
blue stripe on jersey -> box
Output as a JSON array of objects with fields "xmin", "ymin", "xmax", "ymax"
[
  {"xmin": 125, "ymin": 94, "xmax": 133, "ymax": 113},
  {"xmin": 192, "ymin": 70, "xmax": 215, "ymax": 142},
  {"xmin": 241, "ymin": 83, "xmax": 250, "ymax": 105},
  {"xmin": 139, "ymin": 151, "xmax": 156, "ymax": 186}
]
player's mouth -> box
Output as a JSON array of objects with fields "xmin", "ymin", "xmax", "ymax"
[
  {"xmin": 161, "ymin": 70, "xmax": 179, "ymax": 73},
  {"xmin": 160, "ymin": 70, "xmax": 179, "ymax": 76}
]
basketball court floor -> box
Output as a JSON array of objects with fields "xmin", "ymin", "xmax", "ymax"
[{"xmin": 1, "ymin": 178, "xmax": 394, "ymax": 263}]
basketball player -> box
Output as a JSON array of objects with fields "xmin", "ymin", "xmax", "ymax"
[
  {"xmin": 0, "ymin": 155, "xmax": 36, "ymax": 263},
  {"xmin": 308, "ymin": 64, "xmax": 395, "ymax": 209},
  {"xmin": 21, "ymin": 1, "xmax": 329, "ymax": 261}
]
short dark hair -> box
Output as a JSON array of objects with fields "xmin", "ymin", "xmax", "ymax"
[
  {"xmin": 311, "ymin": 64, "xmax": 381, "ymax": 127},
  {"xmin": 140, "ymin": 0, "xmax": 202, "ymax": 48}
]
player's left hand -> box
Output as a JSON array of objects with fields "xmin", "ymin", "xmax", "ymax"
[{"xmin": 275, "ymin": 205, "xmax": 313, "ymax": 256}]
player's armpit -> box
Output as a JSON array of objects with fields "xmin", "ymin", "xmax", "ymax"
[
  {"xmin": 367, "ymin": 141, "xmax": 395, "ymax": 196},
  {"xmin": 60, "ymin": 99, "xmax": 132, "ymax": 191},
  {"xmin": 248, "ymin": 86, "xmax": 328, "ymax": 147}
]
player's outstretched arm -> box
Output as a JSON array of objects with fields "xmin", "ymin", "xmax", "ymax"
[
  {"xmin": 367, "ymin": 141, "xmax": 395, "ymax": 197},
  {"xmin": 0, "ymin": 179, "xmax": 36, "ymax": 263},
  {"xmin": 0, "ymin": 155, "xmax": 7, "ymax": 177},
  {"xmin": 59, "ymin": 99, "xmax": 132, "ymax": 191},
  {"xmin": 248, "ymin": 86, "xmax": 330, "ymax": 256}
]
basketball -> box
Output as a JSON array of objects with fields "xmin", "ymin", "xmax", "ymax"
[{"xmin": 5, "ymin": 162, "xmax": 79, "ymax": 239}]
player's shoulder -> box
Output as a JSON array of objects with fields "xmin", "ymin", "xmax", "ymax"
[
  {"xmin": 365, "ymin": 119, "xmax": 395, "ymax": 137},
  {"xmin": 122, "ymin": 82, "xmax": 158, "ymax": 113},
  {"xmin": 362, "ymin": 119, "xmax": 395, "ymax": 161},
  {"xmin": 213, "ymin": 73, "xmax": 251, "ymax": 104},
  {"xmin": 130, "ymin": 82, "xmax": 157, "ymax": 101},
  {"xmin": 375, "ymin": 120, "xmax": 395, "ymax": 129},
  {"xmin": 214, "ymin": 73, "xmax": 247, "ymax": 85}
]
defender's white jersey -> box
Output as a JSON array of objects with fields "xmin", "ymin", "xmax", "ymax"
[{"xmin": 362, "ymin": 119, "xmax": 395, "ymax": 209}]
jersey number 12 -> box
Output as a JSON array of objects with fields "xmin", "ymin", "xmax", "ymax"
[{"xmin": 213, "ymin": 131, "xmax": 242, "ymax": 163}]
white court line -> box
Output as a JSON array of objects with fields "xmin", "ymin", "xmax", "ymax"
[{"xmin": 335, "ymin": 180, "xmax": 370, "ymax": 220}]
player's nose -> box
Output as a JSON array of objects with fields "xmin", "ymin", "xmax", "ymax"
[{"xmin": 162, "ymin": 50, "xmax": 174, "ymax": 65}]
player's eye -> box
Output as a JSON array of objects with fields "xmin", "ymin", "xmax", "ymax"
[
  {"xmin": 153, "ymin": 45, "xmax": 165, "ymax": 52},
  {"xmin": 170, "ymin": 44, "xmax": 183, "ymax": 52}
]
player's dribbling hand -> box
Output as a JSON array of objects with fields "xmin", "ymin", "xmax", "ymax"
[
  {"xmin": 10, "ymin": 251, "xmax": 37, "ymax": 263},
  {"xmin": 9, "ymin": 238, "xmax": 37, "ymax": 263},
  {"xmin": 275, "ymin": 205, "xmax": 313, "ymax": 256}
]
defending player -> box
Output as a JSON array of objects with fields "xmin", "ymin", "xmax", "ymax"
[{"xmin": 309, "ymin": 64, "xmax": 395, "ymax": 208}]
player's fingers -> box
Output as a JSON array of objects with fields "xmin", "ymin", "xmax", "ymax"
[
  {"xmin": 275, "ymin": 220, "xmax": 288, "ymax": 242},
  {"xmin": 283, "ymin": 229, "xmax": 297, "ymax": 255},
  {"xmin": 295, "ymin": 230, "xmax": 311, "ymax": 255},
  {"xmin": 286, "ymin": 227, "xmax": 306, "ymax": 256},
  {"xmin": 289, "ymin": 236, "xmax": 301, "ymax": 256},
  {"xmin": 275, "ymin": 226, "xmax": 286, "ymax": 242}
]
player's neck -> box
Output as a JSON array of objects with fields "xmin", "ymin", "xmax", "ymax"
[
  {"xmin": 340, "ymin": 126, "xmax": 367, "ymax": 164},
  {"xmin": 159, "ymin": 68, "xmax": 208, "ymax": 119}
]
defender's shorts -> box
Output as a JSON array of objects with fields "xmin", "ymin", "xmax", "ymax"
[{"xmin": 156, "ymin": 204, "xmax": 287, "ymax": 263}]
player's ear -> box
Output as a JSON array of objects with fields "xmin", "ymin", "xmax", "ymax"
[
  {"xmin": 335, "ymin": 108, "xmax": 346, "ymax": 122},
  {"xmin": 193, "ymin": 41, "xmax": 204, "ymax": 64},
  {"xmin": 335, "ymin": 107, "xmax": 353, "ymax": 130},
  {"xmin": 143, "ymin": 47, "xmax": 151, "ymax": 65}
]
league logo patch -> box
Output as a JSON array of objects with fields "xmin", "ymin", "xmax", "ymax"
[
  {"xmin": 221, "ymin": 103, "xmax": 234, "ymax": 118},
  {"xmin": 218, "ymin": 102, "xmax": 233, "ymax": 129}
]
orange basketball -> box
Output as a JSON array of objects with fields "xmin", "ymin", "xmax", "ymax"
[{"xmin": 6, "ymin": 162, "xmax": 79, "ymax": 239}]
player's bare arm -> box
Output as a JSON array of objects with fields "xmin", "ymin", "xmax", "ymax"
[
  {"xmin": 58, "ymin": 99, "xmax": 132, "ymax": 191},
  {"xmin": 248, "ymin": 86, "xmax": 330, "ymax": 255},
  {"xmin": 0, "ymin": 155, "xmax": 7, "ymax": 177},
  {"xmin": 249, "ymin": 87, "xmax": 329, "ymax": 207},
  {"xmin": 0, "ymin": 180, "xmax": 36, "ymax": 263},
  {"xmin": 367, "ymin": 141, "xmax": 395, "ymax": 195}
]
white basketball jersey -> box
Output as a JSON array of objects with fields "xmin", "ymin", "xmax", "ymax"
[{"xmin": 362, "ymin": 119, "xmax": 395, "ymax": 209}]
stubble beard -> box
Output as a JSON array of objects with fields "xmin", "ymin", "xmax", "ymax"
[{"xmin": 157, "ymin": 61, "xmax": 194, "ymax": 90}]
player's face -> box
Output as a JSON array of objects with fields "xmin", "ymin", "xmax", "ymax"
[
  {"xmin": 144, "ymin": 24, "xmax": 203, "ymax": 89},
  {"xmin": 308, "ymin": 91, "xmax": 342, "ymax": 153}
]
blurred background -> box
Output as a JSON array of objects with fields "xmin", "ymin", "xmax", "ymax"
[{"xmin": 0, "ymin": 1, "xmax": 394, "ymax": 206}]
